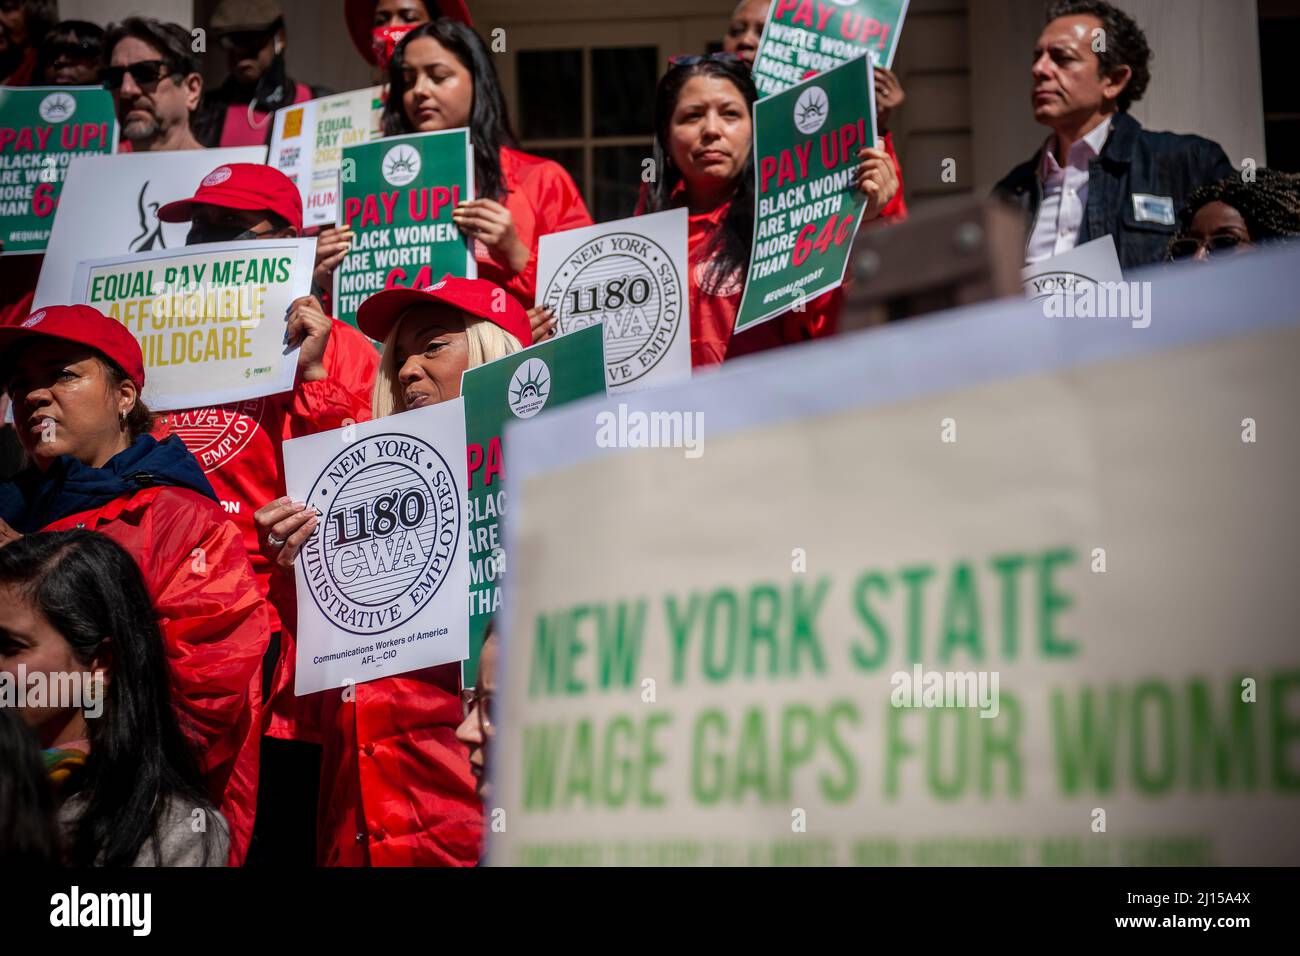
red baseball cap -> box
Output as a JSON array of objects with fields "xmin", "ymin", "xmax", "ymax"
[
  {"xmin": 344, "ymin": 0, "xmax": 473, "ymax": 66},
  {"xmin": 0, "ymin": 305, "xmax": 145, "ymax": 390},
  {"xmin": 356, "ymin": 275, "xmax": 531, "ymax": 349},
  {"xmin": 157, "ymin": 163, "xmax": 303, "ymax": 233}
]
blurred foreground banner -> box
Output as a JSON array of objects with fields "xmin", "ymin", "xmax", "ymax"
[{"xmin": 489, "ymin": 248, "xmax": 1300, "ymax": 866}]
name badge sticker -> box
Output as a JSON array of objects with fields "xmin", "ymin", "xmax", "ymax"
[{"xmin": 1132, "ymin": 193, "xmax": 1176, "ymax": 226}]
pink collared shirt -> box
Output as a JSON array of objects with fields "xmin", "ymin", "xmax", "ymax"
[{"xmin": 1025, "ymin": 116, "xmax": 1113, "ymax": 264}]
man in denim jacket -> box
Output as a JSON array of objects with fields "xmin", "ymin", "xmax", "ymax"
[{"xmin": 994, "ymin": 0, "xmax": 1235, "ymax": 272}]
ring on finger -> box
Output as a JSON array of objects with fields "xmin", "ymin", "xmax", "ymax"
[{"xmin": 267, "ymin": 531, "xmax": 286, "ymax": 548}]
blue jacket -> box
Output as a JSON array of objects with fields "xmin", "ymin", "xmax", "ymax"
[
  {"xmin": 993, "ymin": 112, "xmax": 1235, "ymax": 271},
  {"xmin": 0, "ymin": 434, "xmax": 216, "ymax": 534}
]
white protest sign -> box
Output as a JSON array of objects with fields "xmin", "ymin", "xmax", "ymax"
[
  {"xmin": 33, "ymin": 145, "xmax": 267, "ymax": 307},
  {"xmin": 537, "ymin": 208, "xmax": 691, "ymax": 393},
  {"xmin": 283, "ymin": 400, "xmax": 471, "ymax": 696},
  {"xmin": 1022, "ymin": 235, "xmax": 1124, "ymax": 301},
  {"xmin": 70, "ymin": 237, "xmax": 315, "ymax": 410},
  {"xmin": 269, "ymin": 86, "xmax": 382, "ymax": 229},
  {"xmin": 489, "ymin": 247, "xmax": 1300, "ymax": 866}
]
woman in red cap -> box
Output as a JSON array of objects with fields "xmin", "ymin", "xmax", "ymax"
[
  {"xmin": 0, "ymin": 305, "xmax": 271, "ymax": 866},
  {"xmin": 254, "ymin": 274, "xmax": 527, "ymax": 866},
  {"xmin": 375, "ymin": 19, "xmax": 591, "ymax": 327}
]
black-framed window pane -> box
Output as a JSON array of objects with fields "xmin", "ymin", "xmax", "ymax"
[
  {"xmin": 592, "ymin": 47, "xmax": 656, "ymax": 137},
  {"xmin": 593, "ymin": 145, "xmax": 648, "ymax": 221},
  {"xmin": 526, "ymin": 146, "xmax": 586, "ymax": 196},
  {"xmin": 518, "ymin": 49, "xmax": 582, "ymax": 139}
]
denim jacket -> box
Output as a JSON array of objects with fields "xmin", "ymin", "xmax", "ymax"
[{"xmin": 993, "ymin": 112, "xmax": 1235, "ymax": 271}]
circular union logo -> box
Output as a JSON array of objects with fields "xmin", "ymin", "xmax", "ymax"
[
  {"xmin": 202, "ymin": 166, "xmax": 233, "ymax": 187},
  {"xmin": 381, "ymin": 144, "xmax": 422, "ymax": 187},
  {"xmin": 22, "ymin": 310, "xmax": 47, "ymax": 328},
  {"xmin": 38, "ymin": 92, "xmax": 76, "ymax": 124},
  {"xmin": 793, "ymin": 85, "xmax": 829, "ymax": 135},
  {"xmin": 542, "ymin": 232, "xmax": 683, "ymax": 386},
  {"xmin": 508, "ymin": 357, "xmax": 550, "ymax": 419},
  {"xmin": 302, "ymin": 433, "xmax": 461, "ymax": 636},
  {"xmin": 168, "ymin": 398, "xmax": 266, "ymax": 472}
]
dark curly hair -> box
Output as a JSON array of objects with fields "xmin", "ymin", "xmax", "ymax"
[
  {"xmin": 1176, "ymin": 168, "xmax": 1300, "ymax": 243},
  {"xmin": 1046, "ymin": 0, "xmax": 1151, "ymax": 112}
]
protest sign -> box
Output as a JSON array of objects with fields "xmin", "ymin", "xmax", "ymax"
[
  {"xmin": 460, "ymin": 324, "xmax": 607, "ymax": 685},
  {"xmin": 269, "ymin": 86, "xmax": 383, "ymax": 229},
  {"xmin": 537, "ymin": 209, "xmax": 691, "ymax": 393},
  {"xmin": 735, "ymin": 55, "xmax": 875, "ymax": 333},
  {"xmin": 335, "ymin": 128, "xmax": 475, "ymax": 332},
  {"xmin": 752, "ymin": 0, "xmax": 909, "ymax": 96},
  {"xmin": 1022, "ymin": 235, "xmax": 1124, "ymax": 300},
  {"xmin": 0, "ymin": 86, "xmax": 117, "ymax": 255},
  {"xmin": 488, "ymin": 247, "xmax": 1300, "ymax": 866},
  {"xmin": 283, "ymin": 399, "xmax": 471, "ymax": 695},
  {"xmin": 33, "ymin": 145, "xmax": 267, "ymax": 307},
  {"xmin": 71, "ymin": 237, "xmax": 316, "ymax": 410}
]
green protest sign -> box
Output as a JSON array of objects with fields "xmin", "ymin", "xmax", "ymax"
[
  {"xmin": 335, "ymin": 128, "xmax": 475, "ymax": 332},
  {"xmin": 752, "ymin": 0, "xmax": 909, "ymax": 96},
  {"xmin": 0, "ymin": 86, "xmax": 117, "ymax": 254},
  {"xmin": 735, "ymin": 55, "xmax": 875, "ymax": 333},
  {"xmin": 460, "ymin": 324, "xmax": 607, "ymax": 685}
]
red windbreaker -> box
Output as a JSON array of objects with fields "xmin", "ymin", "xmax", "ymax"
[
  {"xmin": 153, "ymin": 320, "xmax": 380, "ymax": 634},
  {"xmin": 472, "ymin": 146, "xmax": 592, "ymax": 307},
  {"xmin": 676, "ymin": 198, "xmax": 841, "ymax": 367},
  {"xmin": 42, "ymin": 485, "xmax": 271, "ymax": 866}
]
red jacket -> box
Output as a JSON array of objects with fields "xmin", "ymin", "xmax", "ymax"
[
  {"xmin": 473, "ymin": 146, "xmax": 592, "ymax": 307},
  {"xmin": 43, "ymin": 485, "xmax": 271, "ymax": 866},
  {"xmin": 267, "ymin": 583, "xmax": 480, "ymax": 866},
  {"xmin": 154, "ymin": 320, "xmax": 379, "ymax": 635},
  {"xmin": 678, "ymin": 198, "xmax": 841, "ymax": 367}
]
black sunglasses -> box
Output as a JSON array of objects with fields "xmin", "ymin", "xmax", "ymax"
[
  {"xmin": 668, "ymin": 52, "xmax": 746, "ymax": 68},
  {"xmin": 1168, "ymin": 234, "xmax": 1248, "ymax": 261},
  {"xmin": 41, "ymin": 39, "xmax": 101, "ymax": 62},
  {"xmin": 102, "ymin": 59, "xmax": 174, "ymax": 90}
]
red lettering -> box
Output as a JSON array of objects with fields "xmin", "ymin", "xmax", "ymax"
[
  {"xmin": 378, "ymin": 190, "xmax": 399, "ymax": 224},
  {"xmin": 343, "ymin": 197, "xmax": 361, "ymax": 225},
  {"xmin": 0, "ymin": 129, "xmax": 15, "ymax": 151},
  {"xmin": 773, "ymin": 0, "xmax": 799, "ymax": 20},
  {"xmin": 793, "ymin": 141, "xmax": 812, "ymax": 179},
  {"xmin": 429, "ymin": 186, "xmax": 451, "ymax": 219},
  {"xmin": 760, "ymin": 155, "xmax": 779, "ymax": 194},
  {"xmin": 483, "ymin": 435, "xmax": 504, "ymax": 487},
  {"xmin": 790, "ymin": 0, "xmax": 814, "ymax": 28},
  {"xmin": 815, "ymin": 2, "xmax": 833, "ymax": 30},
  {"xmin": 467, "ymin": 443, "xmax": 484, "ymax": 483}
]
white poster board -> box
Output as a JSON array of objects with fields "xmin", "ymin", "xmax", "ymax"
[
  {"xmin": 269, "ymin": 86, "xmax": 383, "ymax": 229},
  {"xmin": 1022, "ymin": 235, "xmax": 1124, "ymax": 301},
  {"xmin": 283, "ymin": 400, "xmax": 472, "ymax": 696},
  {"xmin": 34, "ymin": 145, "xmax": 267, "ymax": 307},
  {"xmin": 488, "ymin": 247, "xmax": 1300, "ymax": 866},
  {"xmin": 537, "ymin": 208, "xmax": 691, "ymax": 393},
  {"xmin": 70, "ymin": 237, "xmax": 315, "ymax": 410}
]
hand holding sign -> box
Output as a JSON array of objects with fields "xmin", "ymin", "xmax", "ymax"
[
  {"xmin": 287, "ymin": 295, "xmax": 333, "ymax": 382},
  {"xmin": 856, "ymin": 145, "xmax": 898, "ymax": 218},
  {"xmin": 255, "ymin": 495, "xmax": 319, "ymax": 573},
  {"xmin": 527, "ymin": 304, "xmax": 556, "ymax": 343},
  {"xmin": 312, "ymin": 226, "xmax": 354, "ymax": 290},
  {"xmin": 453, "ymin": 198, "xmax": 528, "ymax": 274}
]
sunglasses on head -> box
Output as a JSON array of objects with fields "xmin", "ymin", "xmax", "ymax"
[
  {"xmin": 668, "ymin": 52, "xmax": 746, "ymax": 68},
  {"xmin": 102, "ymin": 59, "xmax": 174, "ymax": 90},
  {"xmin": 1168, "ymin": 234, "xmax": 1248, "ymax": 261}
]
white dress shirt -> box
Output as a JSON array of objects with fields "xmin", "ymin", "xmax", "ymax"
[{"xmin": 1025, "ymin": 116, "xmax": 1113, "ymax": 265}]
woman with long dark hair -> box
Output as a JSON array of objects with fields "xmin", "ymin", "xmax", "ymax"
[
  {"xmin": 0, "ymin": 706, "xmax": 59, "ymax": 865},
  {"xmin": 0, "ymin": 306, "xmax": 270, "ymax": 865},
  {"xmin": 380, "ymin": 18, "xmax": 591, "ymax": 321},
  {"xmin": 0, "ymin": 531, "xmax": 228, "ymax": 865},
  {"xmin": 643, "ymin": 55, "xmax": 898, "ymax": 366}
]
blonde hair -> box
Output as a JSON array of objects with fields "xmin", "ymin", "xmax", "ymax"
[{"xmin": 370, "ymin": 312, "xmax": 522, "ymax": 419}]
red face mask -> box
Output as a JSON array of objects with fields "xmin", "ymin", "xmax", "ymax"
[{"xmin": 372, "ymin": 23, "xmax": 419, "ymax": 70}]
